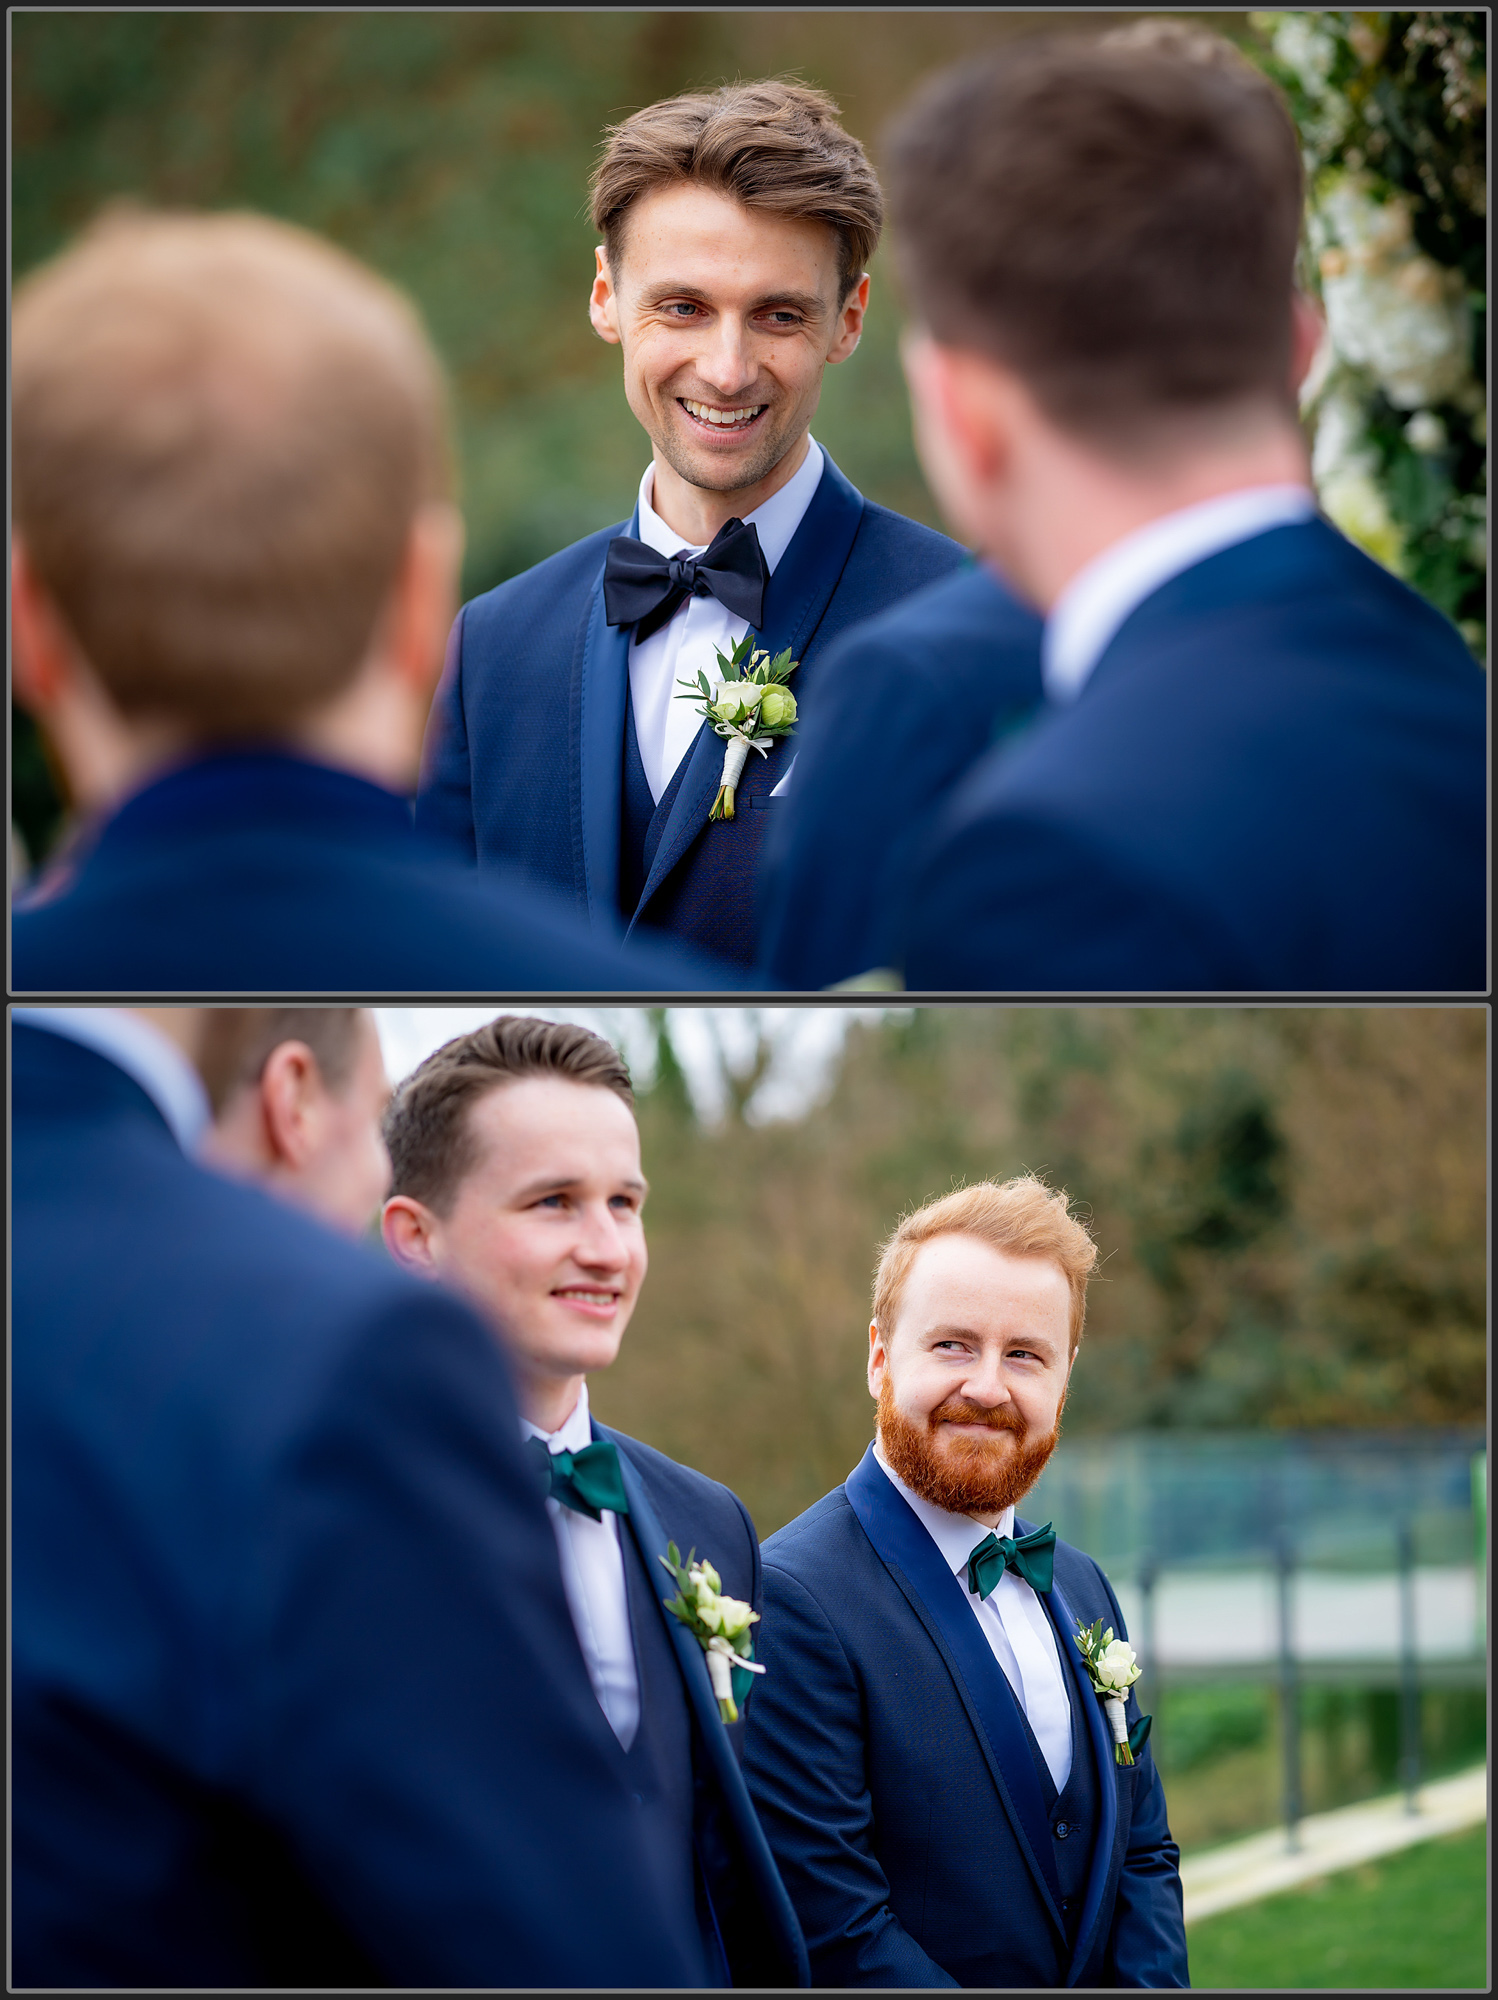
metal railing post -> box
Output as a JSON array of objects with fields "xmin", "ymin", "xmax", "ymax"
[
  {"xmin": 1397, "ymin": 1517, "xmax": 1421, "ymax": 1814},
  {"xmin": 1275, "ymin": 1534, "xmax": 1301, "ymax": 1852}
]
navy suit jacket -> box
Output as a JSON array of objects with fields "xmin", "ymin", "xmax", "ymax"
[
  {"xmin": 12, "ymin": 1021, "xmax": 706, "ymax": 1989},
  {"xmin": 744, "ymin": 1449, "xmax": 1188, "ymax": 1990},
  {"xmin": 597, "ymin": 1422, "xmax": 810, "ymax": 1987},
  {"xmin": 416, "ymin": 451, "xmax": 964, "ymax": 969},
  {"xmin": 900, "ymin": 519, "xmax": 1487, "ymax": 993},
  {"xmin": 759, "ymin": 561, "xmax": 1045, "ymax": 988},
  {"xmin": 11, "ymin": 749, "xmax": 731, "ymax": 994}
]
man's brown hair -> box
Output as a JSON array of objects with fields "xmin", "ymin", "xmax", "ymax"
[
  {"xmin": 12, "ymin": 208, "xmax": 452, "ymax": 734},
  {"xmin": 884, "ymin": 22, "xmax": 1305, "ymax": 439},
  {"xmin": 384, "ymin": 1016, "xmax": 635, "ymax": 1217},
  {"xmin": 872, "ymin": 1176, "xmax": 1099, "ymax": 1355},
  {"xmin": 197, "ymin": 1008, "xmax": 369, "ymax": 1117},
  {"xmin": 590, "ymin": 79, "xmax": 883, "ymax": 300}
]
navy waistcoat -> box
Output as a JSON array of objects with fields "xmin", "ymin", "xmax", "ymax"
[
  {"xmin": 618, "ymin": 1520, "xmax": 728, "ymax": 1984},
  {"xmin": 1010, "ymin": 1651, "xmax": 1101, "ymax": 1943},
  {"xmin": 619, "ymin": 684, "xmax": 692, "ymax": 924}
]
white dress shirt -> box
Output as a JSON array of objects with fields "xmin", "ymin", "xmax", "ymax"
[
  {"xmin": 627, "ymin": 435, "xmax": 825, "ymax": 802},
  {"xmin": 1043, "ymin": 483, "xmax": 1317, "ymax": 704},
  {"xmin": 523, "ymin": 1381, "xmax": 640, "ymax": 1750},
  {"xmin": 14, "ymin": 1006, "xmax": 210, "ymax": 1154},
  {"xmin": 874, "ymin": 1441, "xmax": 1073, "ymax": 1792}
]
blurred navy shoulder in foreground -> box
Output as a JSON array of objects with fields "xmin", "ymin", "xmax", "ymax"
[
  {"xmin": 759, "ymin": 560, "xmax": 1045, "ymax": 989},
  {"xmin": 11, "ymin": 750, "xmax": 733, "ymax": 993},
  {"xmin": 901, "ymin": 520, "xmax": 1487, "ymax": 993},
  {"xmin": 11, "ymin": 1016, "xmax": 705, "ymax": 1988}
]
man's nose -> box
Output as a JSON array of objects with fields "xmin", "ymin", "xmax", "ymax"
[
  {"xmin": 960, "ymin": 1353, "xmax": 1010, "ymax": 1408},
  {"xmin": 575, "ymin": 1202, "xmax": 630, "ymax": 1269},
  {"xmin": 695, "ymin": 314, "xmax": 758, "ymax": 397}
]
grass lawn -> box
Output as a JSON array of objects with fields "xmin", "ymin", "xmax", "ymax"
[{"xmin": 1187, "ymin": 1823, "xmax": 1488, "ymax": 1990}]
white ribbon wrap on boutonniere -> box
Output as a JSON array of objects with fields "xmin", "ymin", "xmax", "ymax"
[
  {"xmin": 1073, "ymin": 1616, "xmax": 1143, "ymax": 1765},
  {"xmin": 659, "ymin": 1541, "xmax": 767, "ymax": 1722},
  {"xmin": 676, "ymin": 632, "xmax": 799, "ymax": 821}
]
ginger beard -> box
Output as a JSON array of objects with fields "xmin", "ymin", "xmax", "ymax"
[{"xmin": 877, "ymin": 1378, "xmax": 1065, "ymax": 1517}]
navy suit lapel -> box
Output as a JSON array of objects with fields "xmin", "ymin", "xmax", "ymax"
[
  {"xmin": 575, "ymin": 514, "xmax": 635, "ymax": 927},
  {"xmin": 1035, "ymin": 1553, "xmax": 1121, "ymax": 1986},
  {"xmin": 604, "ymin": 1431, "xmax": 811, "ymax": 1988},
  {"xmin": 845, "ymin": 1449, "xmax": 1067, "ymax": 1929},
  {"xmin": 627, "ymin": 453, "xmax": 866, "ymax": 932}
]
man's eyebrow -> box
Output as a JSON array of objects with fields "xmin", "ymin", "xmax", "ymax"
[
  {"xmin": 509, "ymin": 1171, "xmax": 649, "ymax": 1201},
  {"xmin": 642, "ymin": 282, "xmax": 828, "ymax": 317},
  {"xmin": 925, "ymin": 1322, "xmax": 1061, "ymax": 1350}
]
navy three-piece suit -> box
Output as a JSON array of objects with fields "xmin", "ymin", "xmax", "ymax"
[
  {"xmin": 417, "ymin": 451, "xmax": 964, "ymax": 969},
  {"xmin": 592, "ymin": 1423, "xmax": 809, "ymax": 1987},
  {"xmin": 900, "ymin": 519, "xmax": 1487, "ymax": 993},
  {"xmin": 744, "ymin": 1448, "xmax": 1189, "ymax": 1988},
  {"xmin": 11, "ymin": 1021, "xmax": 707, "ymax": 1988}
]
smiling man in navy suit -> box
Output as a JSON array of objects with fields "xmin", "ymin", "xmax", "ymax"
[
  {"xmin": 416, "ymin": 81, "xmax": 964, "ymax": 970},
  {"xmin": 877, "ymin": 24, "xmax": 1485, "ymax": 992},
  {"xmin": 744, "ymin": 1177, "xmax": 1188, "ymax": 1988},
  {"xmin": 381, "ymin": 1015, "xmax": 808, "ymax": 1987}
]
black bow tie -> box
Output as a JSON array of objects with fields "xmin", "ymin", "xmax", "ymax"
[{"xmin": 603, "ymin": 516, "xmax": 769, "ymax": 643}]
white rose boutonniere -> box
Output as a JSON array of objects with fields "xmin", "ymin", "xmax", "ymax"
[
  {"xmin": 660, "ymin": 1541, "xmax": 767, "ymax": 1722},
  {"xmin": 676, "ymin": 632, "xmax": 798, "ymax": 821},
  {"xmin": 1073, "ymin": 1617, "xmax": 1143, "ymax": 1764}
]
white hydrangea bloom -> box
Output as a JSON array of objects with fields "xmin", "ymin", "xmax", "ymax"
[{"xmin": 1315, "ymin": 174, "xmax": 1472, "ymax": 409}]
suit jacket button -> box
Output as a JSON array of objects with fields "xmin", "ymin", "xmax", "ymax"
[{"xmin": 1055, "ymin": 1821, "xmax": 1069, "ymax": 1838}]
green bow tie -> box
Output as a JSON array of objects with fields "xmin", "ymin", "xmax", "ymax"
[
  {"xmin": 528, "ymin": 1436, "xmax": 631, "ymax": 1521},
  {"xmin": 966, "ymin": 1520, "xmax": 1056, "ymax": 1600}
]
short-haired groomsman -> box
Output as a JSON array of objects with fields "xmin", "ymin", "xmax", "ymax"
[
  {"xmin": 11, "ymin": 211, "xmax": 720, "ymax": 991},
  {"xmin": 878, "ymin": 24, "xmax": 1485, "ymax": 992},
  {"xmin": 381, "ymin": 1016, "xmax": 808, "ymax": 1986},
  {"xmin": 417, "ymin": 82, "xmax": 965, "ymax": 970},
  {"xmin": 744, "ymin": 1178, "xmax": 1189, "ymax": 1988}
]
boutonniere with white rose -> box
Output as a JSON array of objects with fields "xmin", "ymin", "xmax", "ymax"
[
  {"xmin": 676, "ymin": 632, "xmax": 798, "ymax": 821},
  {"xmin": 1074, "ymin": 1617, "xmax": 1143, "ymax": 1765},
  {"xmin": 659, "ymin": 1541, "xmax": 767, "ymax": 1722}
]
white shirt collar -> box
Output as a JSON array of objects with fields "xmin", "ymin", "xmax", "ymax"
[
  {"xmin": 873, "ymin": 1439, "xmax": 1014, "ymax": 1573},
  {"xmin": 635, "ymin": 434, "xmax": 825, "ymax": 571},
  {"xmin": 521, "ymin": 1378, "xmax": 594, "ymax": 1453},
  {"xmin": 15, "ymin": 1006, "xmax": 210, "ymax": 1154},
  {"xmin": 1043, "ymin": 482, "xmax": 1317, "ymax": 703}
]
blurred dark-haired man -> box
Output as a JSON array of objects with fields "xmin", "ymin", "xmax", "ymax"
[
  {"xmin": 199, "ymin": 1007, "xmax": 392, "ymax": 1235},
  {"xmin": 870, "ymin": 22, "xmax": 1485, "ymax": 993},
  {"xmin": 417, "ymin": 81, "xmax": 964, "ymax": 971},
  {"xmin": 12, "ymin": 1004, "xmax": 709, "ymax": 1987},
  {"xmin": 10, "ymin": 209, "xmax": 727, "ymax": 992},
  {"xmin": 381, "ymin": 1015, "xmax": 808, "ymax": 1986}
]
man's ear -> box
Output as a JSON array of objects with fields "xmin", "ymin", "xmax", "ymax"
[
  {"xmin": 390, "ymin": 501, "xmax": 465, "ymax": 703},
  {"xmin": 382, "ymin": 1194, "xmax": 442, "ymax": 1275},
  {"xmin": 1289, "ymin": 288, "xmax": 1327, "ymax": 401},
  {"xmin": 589, "ymin": 246, "xmax": 622, "ymax": 347},
  {"xmin": 867, "ymin": 1319, "xmax": 889, "ymax": 1401},
  {"xmin": 12, "ymin": 537, "xmax": 79, "ymax": 714},
  {"xmin": 826, "ymin": 272, "xmax": 871, "ymax": 366},
  {"xmin": 258, "ymin": 1041, "xmax": 327, "ymax": 1170}
]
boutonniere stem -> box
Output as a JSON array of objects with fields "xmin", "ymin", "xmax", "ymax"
[
  {"xmin": 676, "ymin": 632, "xmax": 798, "ymax": 820},
  {"xmin": 1073, "ymin": 1616, "xmax": 1142, "ymax": 1765},
  {"xmin": 660, "ymin": 1541, "xmax": 766, "ymax": 1722}
]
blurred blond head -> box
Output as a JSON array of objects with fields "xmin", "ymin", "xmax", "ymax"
[{"xmin": 12, "ymin": 207, "xmax": 454, "ymax": 738}]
